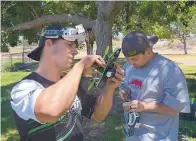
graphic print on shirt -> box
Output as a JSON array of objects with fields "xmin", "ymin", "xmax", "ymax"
[
  {"xmin": 70, "ymin": 96, "xmax": 82, "ymax": 115},
  {"xmin": 128, "ymin": 75, "xmax": 145, "ymax": 99},
  {"xmin": 28, "ymin": 95, "xmax": 82, "ymax": 140},
  {"xmin": 56, "ymin": 95, "xmax": 82, "ymax": 140}
]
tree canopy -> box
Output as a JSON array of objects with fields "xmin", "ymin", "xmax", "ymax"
[{"xmin": 1, "ymin": 1, "xmax": 195, "ymax": 54}]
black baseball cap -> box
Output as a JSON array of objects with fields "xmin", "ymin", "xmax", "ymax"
[
  {"xmin": 28, "ymin": 24, "xmax": 85, "ymax": 61},
  {"xmin": 122, "ymin": 30, "xmax": 159, "ymax": 57}
]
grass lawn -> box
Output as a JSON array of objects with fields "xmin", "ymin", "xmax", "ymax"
[
  {"xmin": 1, "ymin": 64, "xmax": 196, "ymax": 141},
  {"xmin": 163, "ymin": 54, "xmax": 196, "ymax": 61}
]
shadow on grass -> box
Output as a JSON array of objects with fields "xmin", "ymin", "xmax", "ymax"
[
  {"xmin": 179, "ymin": 119, "xmax": 196, "ymax": 138},
  {"xmin": 101, "ymin": 116, "xmax": 125, "ymax": 141},
  {"xmin": 2, "ymin": 62, "xmax": 38, "ymax": 72},
  {"xmin": 9, "ymin": 62, "xmax": 24, "ymax": 71},
  {"xmin": 186, "ymin": 78, "xmax": 196, "ymax": 99},
  {"xmin": 11, "ymin": 62, "xmax": 38, "ymax": 72},
  {"xmin": 1, "ymin": 82, "xmax": 19, "ymax": 141},
  {"xmin": 186, "ymin": 73, "xmax": 196, "ymax": 77},
  {"xmin": 2, "ymin": 62, "xmax": 23, "ymax": 72}
]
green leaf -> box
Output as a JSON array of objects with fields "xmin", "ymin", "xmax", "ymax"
[
  {"xmin": 88, "ymin": 79, "xmax": 96, "ymax": 91},
  {"xmin": 103, "ymin": 46, "xmax": 110, "ymax": 59}
]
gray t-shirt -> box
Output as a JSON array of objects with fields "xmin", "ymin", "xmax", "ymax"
[{"xmin": 120, "ymin": 54, "xmax": 190, "ymax": 141}]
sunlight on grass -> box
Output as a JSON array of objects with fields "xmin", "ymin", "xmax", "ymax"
[
  {"xmin": 179, "ymin": 65, "xmax": 196, "ymax": 74},
  {"xmin": 1, "ymin": 72, "xmax": 30, "ymax": 85},
  {"xmin": 163, "ymin": 54, "xmax": 196, "ymax": 61},
  {"xmin": 187, "ymin": 137, "xmax": 196, "ymax": 141},
  {"xmin": 1, "ymin": 129, "xmax": 19, "ymax": 141}
]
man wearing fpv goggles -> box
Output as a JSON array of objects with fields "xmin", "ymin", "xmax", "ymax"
[{"xmin": 10, "ymin": 24, "xmax": 124, "ymax": 141}]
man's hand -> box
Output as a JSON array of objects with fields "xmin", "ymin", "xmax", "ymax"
[
  {"xmin": 123, "ymin": 100, "xmax": 146, "ymax": 113},
  {"xmin": 105, "ymin": 63, "xmax": 124, "ymax": 90},
  {"xmin": 82, "ymin": 67, "xmax": 100, "ymax": 77},
  {"xmin": 123, "ymin": 100, "xmax": 177, "ymax": 115},
  {"xmin": 78, "ymin": 55, "xmax": 105, "ymax": 69},
  {"xmin": 77, "ymin": 55, "xmax": 105, "ymax": 77}
]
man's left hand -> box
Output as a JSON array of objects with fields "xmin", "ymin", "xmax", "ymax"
[{"xmin": 124, "ymin": 100, "xmax": 146, "ymax": 113}]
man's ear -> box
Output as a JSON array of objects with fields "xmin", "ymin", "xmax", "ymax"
[
  {"xmin": 45, "ymin": 39, "xmax": 53, "ymax": 48},
  {"xmin": 145, "ymin": 48, "xmax": 152, "ymax": 55}
]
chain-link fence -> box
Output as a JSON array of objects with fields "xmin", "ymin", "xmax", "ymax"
[
  {"xmin": 1, "ymin": 52, "xmax": 37, "ymax": 72},
  {"xmin": 1, "ymin": 40, "xmax": 39, "ymax": 72}
]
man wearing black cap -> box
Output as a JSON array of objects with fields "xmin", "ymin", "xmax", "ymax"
[
  {"xmin": 119, "ymin": 30, "xmax": 190, "ymax": 141},
  {"xmin": 10, "ymin": 24, "xmax": 124, "ymax": 141}
]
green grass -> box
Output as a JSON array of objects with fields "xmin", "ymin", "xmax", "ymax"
[
  {"xmin": 179, "ymin": 65, "xmax": 196, "ymax": 99},
  {"xmin": 101, "ymin": 116, "xmax": 196, "ymax": 141},
  {"xmin": 164, "ymin": 54, "xmax": 196, "ymax": 61},
  {"xmin": 179, "ymin": 119, "xmax": 196, "ymax": 138},
  {"xmin": 1, "ymin": 64, "xmax": 196, "ymax": 141},
  {"xmin": 1, "ymin": 72, "xmax": 30, "ymax": 141},
  {"xmin": 96, "ymin": 116, "xmax": 125, "ymax": 141}
]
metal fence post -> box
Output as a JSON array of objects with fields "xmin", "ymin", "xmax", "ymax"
[{"xmin": 10, "ymin": 54, "xmax": 12, "ymax": 71}]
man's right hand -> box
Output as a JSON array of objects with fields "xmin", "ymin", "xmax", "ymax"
[{"xmin": 78, "ymin": 55, "xmax": 105, "ymax": 68}]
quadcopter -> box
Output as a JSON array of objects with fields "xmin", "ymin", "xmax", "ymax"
[{"xmin": 88, "ymin": 46, "xmax": 121, "ymax": 91}]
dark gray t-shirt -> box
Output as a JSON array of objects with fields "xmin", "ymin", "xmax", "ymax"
[
  {"xmin": 10, "ymin": 72, "xmax": 97, "ymax": 141},
  {"xmin": 120, "ymin": 54, "xmax": 190, "ymax": 141}
]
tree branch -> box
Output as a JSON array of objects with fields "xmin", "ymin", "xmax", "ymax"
[
  {"xmin": 1, "ymin": 2, "xmax": 16, "ymax": 17},
  {"xmin": 112, "ymin": 2, "xmax": 126, "ymax": 17},
  {"xmin": 2, "ymin": 14, "xmax": 95, "ymax": 32},
  {"xmin": 29, "ymin": 5, "xmax": 39, "ymax": 19}
]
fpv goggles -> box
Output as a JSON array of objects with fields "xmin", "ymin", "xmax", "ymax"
[{"xmin": 41, "ymin": 24, "xmax": 86, "ymax": 45}]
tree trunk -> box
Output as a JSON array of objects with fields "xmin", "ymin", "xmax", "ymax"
[
  {"xmin": 86, "ymin": 42, "xmax": 93, "ymax": 55},
  {"xmin": 94, "ymin": 1, "xmax": 125, "ymax": 56},
  {"xmin": 95, "ymin": 1, "xmax": 115, "ymax": 56},
  {"xmin": 86, "ymin": 29, "xmax": 94, "ymax": 55},
  {"xmin": 86, "ymin": 40, "xmax": 90, "ymax": 55},
  {"xmin": 90, "ymin": 43, "xmax": 94, "ymax": 54},
  {"xmin": 86, "ymin": 32, "xmax": 90, "ymax": 55},
  {"xmin": 95, "ymin": 20, "xmax": 113, "ymax": 56},
  {"xmin": 182, "ymin": 35, "xmax": 187, "ymax": 54}
]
